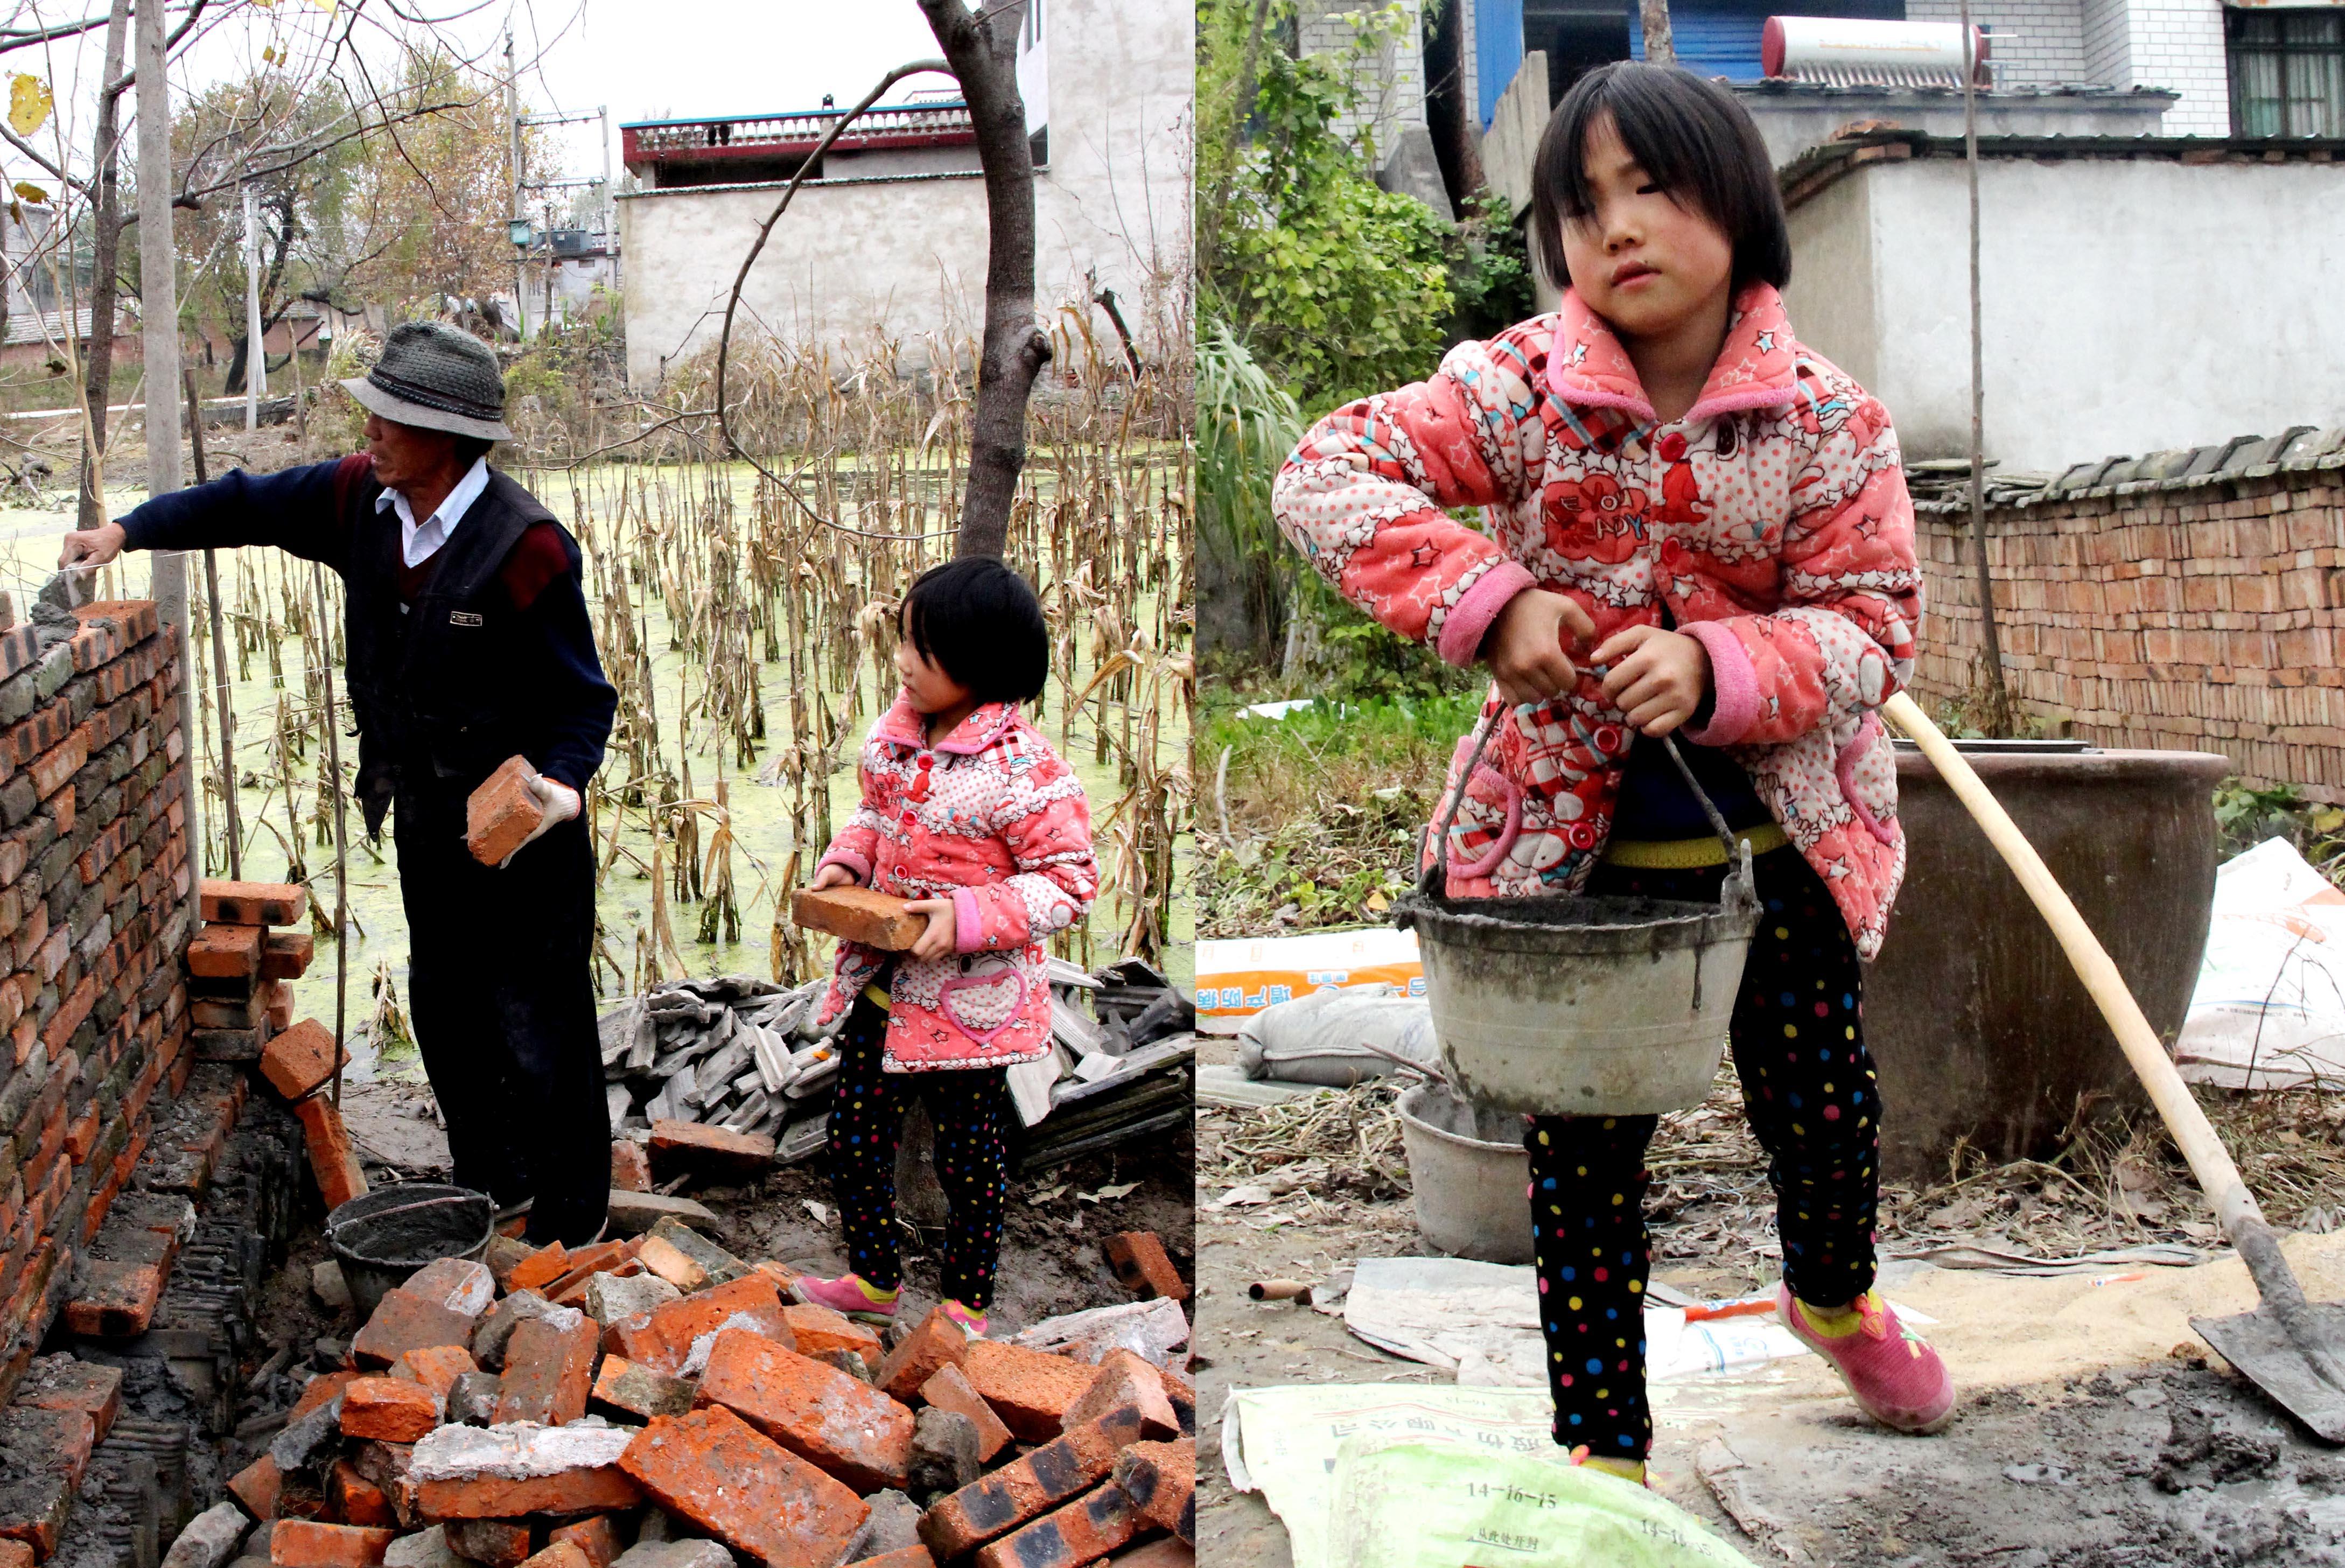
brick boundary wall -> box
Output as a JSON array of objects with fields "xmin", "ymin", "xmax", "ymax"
[
  {"xmin": 0, "ymin": 599, "xmax": 194, "ymax": 1411},
  {"xmin": 1912, "ymin": 438, "xmax": 2345, "ymax": 802}
]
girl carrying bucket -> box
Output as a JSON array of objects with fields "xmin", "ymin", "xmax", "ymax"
[
  {"xmin": 1272, "ymin": 62, "xmax": 1948, "ymax": 1481},
  {"xmin": 797, "ymin": 558, "xmax": 1098, "ymax": 1336}
]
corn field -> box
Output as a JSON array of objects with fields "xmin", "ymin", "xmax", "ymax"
[{"xmin": 34, "ymin": 326, "xmax": 1194, "ymax": 1073}]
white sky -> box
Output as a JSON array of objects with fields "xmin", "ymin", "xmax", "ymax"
[{"xmin": 2, "ymin": 1, "xmax": 962, "ymax": 200}]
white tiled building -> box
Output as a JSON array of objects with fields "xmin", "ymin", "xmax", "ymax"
[{"xmin": 1418, "ymin": 0, "xmax": 2326, "ymax": 148}]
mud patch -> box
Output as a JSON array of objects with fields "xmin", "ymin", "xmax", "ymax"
[{"xmin": 1686, "ymin": 1364, "xmax": 2345, "ymax": 1566}]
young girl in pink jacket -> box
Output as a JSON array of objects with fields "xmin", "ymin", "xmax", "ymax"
[
  {"xmin": 1274, "ymin": 62, "xmax": 1947, "ymax": 1480},
  {"xmin": 797, "ymin": 558, "xmax": 1097, "ymax": 1336}
]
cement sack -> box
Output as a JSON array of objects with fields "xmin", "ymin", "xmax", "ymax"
[
  {"xmin": 1235, "ymin": 984, "xmax": 1439, "ymax": 1087},
  {"xmin": 2176, "ymin": 836, "xmax": 2345, "ymax": 1089},
  {"xmin": 1327, "ymin": 1441, "xmax": 1752, "ymax": 1568}
]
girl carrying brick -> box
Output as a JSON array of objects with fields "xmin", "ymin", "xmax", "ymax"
[
  {"xmin": 1272, "ymin": 62, "xmax": 1947, "ymax": 1481},
  {"xmin": 797, "ymin": 557, "xmax": 1097, "ymax": 1336}
]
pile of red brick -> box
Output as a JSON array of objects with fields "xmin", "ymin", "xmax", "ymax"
[
  {"xmin": 217, "ymin": 1216, "xmax": 1195, "ymax": 1568},
  {"xmin": 0, "ymin": 599, "xmax": 196, "ymax": 1401},
  {"xmin": 190, "ymin": 881, "xmax": 373, "ymax": 1217}
]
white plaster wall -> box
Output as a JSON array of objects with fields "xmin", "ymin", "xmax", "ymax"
[
  {"xmin": 1779, "ymin": 171, "xmax": 1879, "ymax": 395},
  {"xmin": 617, "ymin": 0, "xmax": 1191, "ymax": 388},
  {"xmin": 1788, "ymin": 157, "xmax": 2345, "ymax": 471},
  {"xmin": 1481, "ymin": 49, "xmax": 1550, "ymax": 220}
]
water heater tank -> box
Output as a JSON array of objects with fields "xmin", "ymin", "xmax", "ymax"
[{"xmin": 1761, "ymin": 17, "xmax": 1989, "ymax": 88}]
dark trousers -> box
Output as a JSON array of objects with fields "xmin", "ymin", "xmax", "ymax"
[
  {"xmin": 1527, "ymin": 846, "xmax": 1880, "ymax": 1461},
  {"xmin": 827, "ymin": 982, "xmax": 1011, "ymax": 1311},
  {"xmin": 396, "ymin": 788, "xmax": 609, "ymax": 1246}
]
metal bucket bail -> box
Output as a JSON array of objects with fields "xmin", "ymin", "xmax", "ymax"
[{"xmin": 1397, "ymin": 690, "xmax": 1761, "ymax": 1116}]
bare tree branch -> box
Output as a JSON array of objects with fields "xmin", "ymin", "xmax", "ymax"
[{"xmin": 711, "ymin": 58, "xmax": 956, "ymax": 543}]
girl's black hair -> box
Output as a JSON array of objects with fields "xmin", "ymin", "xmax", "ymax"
[
  {"xmin": 901, "ymin": 557, "xmax": 1051, "ymax": 704},
  {"xmin": 1529, "ymin": 61, "xmax": 1791, "ymax": 297}
]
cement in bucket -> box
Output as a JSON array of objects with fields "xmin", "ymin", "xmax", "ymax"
[
  {"xmin": 1395, "ymin": 712, "xmax": 1760, "ymax": 1117},
  {"xmin": 326, "ymin": 1182, "xmax": 494, "ymax": 1320}
]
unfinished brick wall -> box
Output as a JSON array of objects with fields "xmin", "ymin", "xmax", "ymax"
[
  {"xmin": 1913, "ymin": 456, "xmax": 2345, "ymax": 801},
  {"xmin": 0, "ymin": 600, "xmax": 193, "ymax": 1405}
]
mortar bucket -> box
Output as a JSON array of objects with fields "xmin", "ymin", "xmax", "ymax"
[
  {"xmin": 1395, "ymin": 715, "xmax": 1760, "ymax": 1117},
  {"xmin": 326, "ymin": 1183, "xmax": 494, "ymax": 1320},
  {"xmin": 1397, "ymin": 1082, "xmax": 1534, "ymax": 1263}
]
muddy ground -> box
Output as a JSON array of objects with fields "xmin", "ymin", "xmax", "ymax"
[
  {"xmin": 1195, "ymin": 1054, "xmax": 2345, "ymax": 1567},
  {"xmin": 1196, "ymin": 1212, "xmax": 2345, "ymax": 1566},
  {"xmin": 227, "ymin": 1091, "xmax": 1194, "ymax": 1486}
]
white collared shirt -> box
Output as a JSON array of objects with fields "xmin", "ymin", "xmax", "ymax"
[{"xmin": 379, "ymin": 455, "xmax": 492, "ymax": 569}]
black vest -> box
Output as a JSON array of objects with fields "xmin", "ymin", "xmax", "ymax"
[{"xmin": 339, "ymin": 465, "xmax": 569, "ymax": 832}]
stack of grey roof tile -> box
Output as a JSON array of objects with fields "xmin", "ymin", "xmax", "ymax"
[
  {"xmin": 1907, "ymin": 425, "xmax": 2345, "ymax": 512},
  {"xmin": 597, "ymin": 975, "xmax": 842, "ymax": 1165},
  {"xmin": 595, "ymin": 957, "xmax": 1198, "ymax": 1171}
]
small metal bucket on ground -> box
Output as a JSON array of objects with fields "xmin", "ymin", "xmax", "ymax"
[
  {"xmin": 326, "ymin": 1182, "xmax": 494, "ymax": 1320},
  {"xmin": 1395, "ymin": 711, "xmax": 1761, "ymax": 1117},
  {"xmin": 1396, "ymin": 1081, "xmax": 1534, "ymax": 1263}
]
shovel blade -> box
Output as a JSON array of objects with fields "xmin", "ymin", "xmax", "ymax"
[{"xmin": 2192, "ymin": 1303, "xmax": 2345, "ymax": 1443}]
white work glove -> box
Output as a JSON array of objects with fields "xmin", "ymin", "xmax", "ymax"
[{"xmin": 501, "ymin": 771, "xmax": 580, "ymax": 868}]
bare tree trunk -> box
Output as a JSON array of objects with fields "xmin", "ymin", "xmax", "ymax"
[
  {"xmin": 918, "ymin": 0, "xmax": 1049, "ymax": 562},
  {"xmin": 1641, "ymin": 0, "xmax": 1676, "ymax": 66},
  {"xmin": 75, "ymin": 0, "xmax": 132, "ymax": 532}
]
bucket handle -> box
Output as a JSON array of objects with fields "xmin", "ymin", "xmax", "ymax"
[
  {"xmin": 1423, "ymin": 685, "xmax": 1755, "ymax": 912},
  {"xmin": 324, "ymin": 1191, "xmax": 480, "ymax": 1239}
]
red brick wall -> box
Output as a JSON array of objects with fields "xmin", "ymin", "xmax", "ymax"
[
  {"xmin": 0, "ymin": 602, "xmax": 192, "ymax": 1399},
  {"xmin": 1913, "ymin": 466, "xmax": 2345, "ymax": 802}
]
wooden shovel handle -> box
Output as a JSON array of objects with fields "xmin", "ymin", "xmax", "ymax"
[{"xmin": 1880, "ymin": 692, "xmax": 2262, "ymax": 1238}]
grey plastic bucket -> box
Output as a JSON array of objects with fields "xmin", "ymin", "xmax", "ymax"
[
  {"xmin": 1396, "ymin": 715, "xmax": 1760, "ymax": 1117},
  {"xmin": 326, "ymin": 1183, "xmax": 494, "ymax": 1320},
  {"xmin": 1397, "ymin": 1082, "xmax": 1533, "ymax": 1264}
]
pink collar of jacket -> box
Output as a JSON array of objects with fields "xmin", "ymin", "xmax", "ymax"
[
  {"xmin": 871, "ymin": 694, "xmax": 1019, "ymax": 755},
  {"xmin": 1544, "ymin": 282, "xmax": 1803, "ymax": 425}
]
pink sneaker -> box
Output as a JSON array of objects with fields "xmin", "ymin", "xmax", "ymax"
[
  {"xmin": 796, "ymin": 1272, "xmax": 901, "ymax": 1324},
  {"xmin": 941, "ymin": 1299, "xmax": 989, "ymax": 1338},
  {"xmin": 1778, "ymin": 1283, "xmax": 1956, "ymax": 1433}
]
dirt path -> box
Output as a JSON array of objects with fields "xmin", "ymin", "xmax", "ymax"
[{"xmin": 1194, "ymin": 1171, "xmax": 2345, "ymax": 1567}]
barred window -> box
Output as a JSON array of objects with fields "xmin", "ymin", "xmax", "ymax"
[{"xmin": 2230, "ymin": 9, "xmax": 2345, "ymax": 138}]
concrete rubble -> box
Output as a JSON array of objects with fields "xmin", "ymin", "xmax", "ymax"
[{"xmin": 178, "ymin": 1214, "xmax": 1194, "ymax": 1568}]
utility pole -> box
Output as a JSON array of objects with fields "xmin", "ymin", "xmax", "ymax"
[
  {"xmin": 136, "ymin": 0, "xmax": 194, "ymax": 900},
  {"xmin": 507, "ymin": 31, "xmax": 525, "ymax": 340},
  {"xmin": 1959, "ymin": 8, "xmax": 2011, "ymax": 734},
  {"xmin": 243, "ymin": 181, "xmax": 263, "ymax": 430}
]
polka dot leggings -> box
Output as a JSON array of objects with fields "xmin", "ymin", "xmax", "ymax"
[
  {"xmin": 1527, "ymin": 846, "xmax": 1881, "ymax": 1461},
  {"xmin": 826, "ymin": 981, "xmax": 1011, "ymax": 1311}
]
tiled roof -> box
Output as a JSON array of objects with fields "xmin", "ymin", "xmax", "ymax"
[
  {"xmin": 1781, "ymin": 129, "xmax": 2345, "ymax": 208},
  {"xmin": 1908, "ymin": 427, "xmax": 2345, "ymax": 512}
]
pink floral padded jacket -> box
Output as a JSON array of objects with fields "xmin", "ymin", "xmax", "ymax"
[
  {"xmin": 1272, "ymin": 284, "xmax": 1923, "ymax": 958},
  {"xmin": 815, "ymin": 695, "xmax": 1097, "ymax": 1070}
]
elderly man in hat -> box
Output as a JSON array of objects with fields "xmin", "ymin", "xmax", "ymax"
[{"xmin": 61, "ymin": 321, "xmax": 618, "ymax": 1245}]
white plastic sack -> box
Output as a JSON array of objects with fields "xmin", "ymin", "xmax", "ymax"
[
  {"xmin": 2176, "ymin": 837, "xmax": 2345, "ymax": 1089},
  {"xmin": 1235, "ymin": 984, "xmax": 1440, "ymax": 1086}
]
